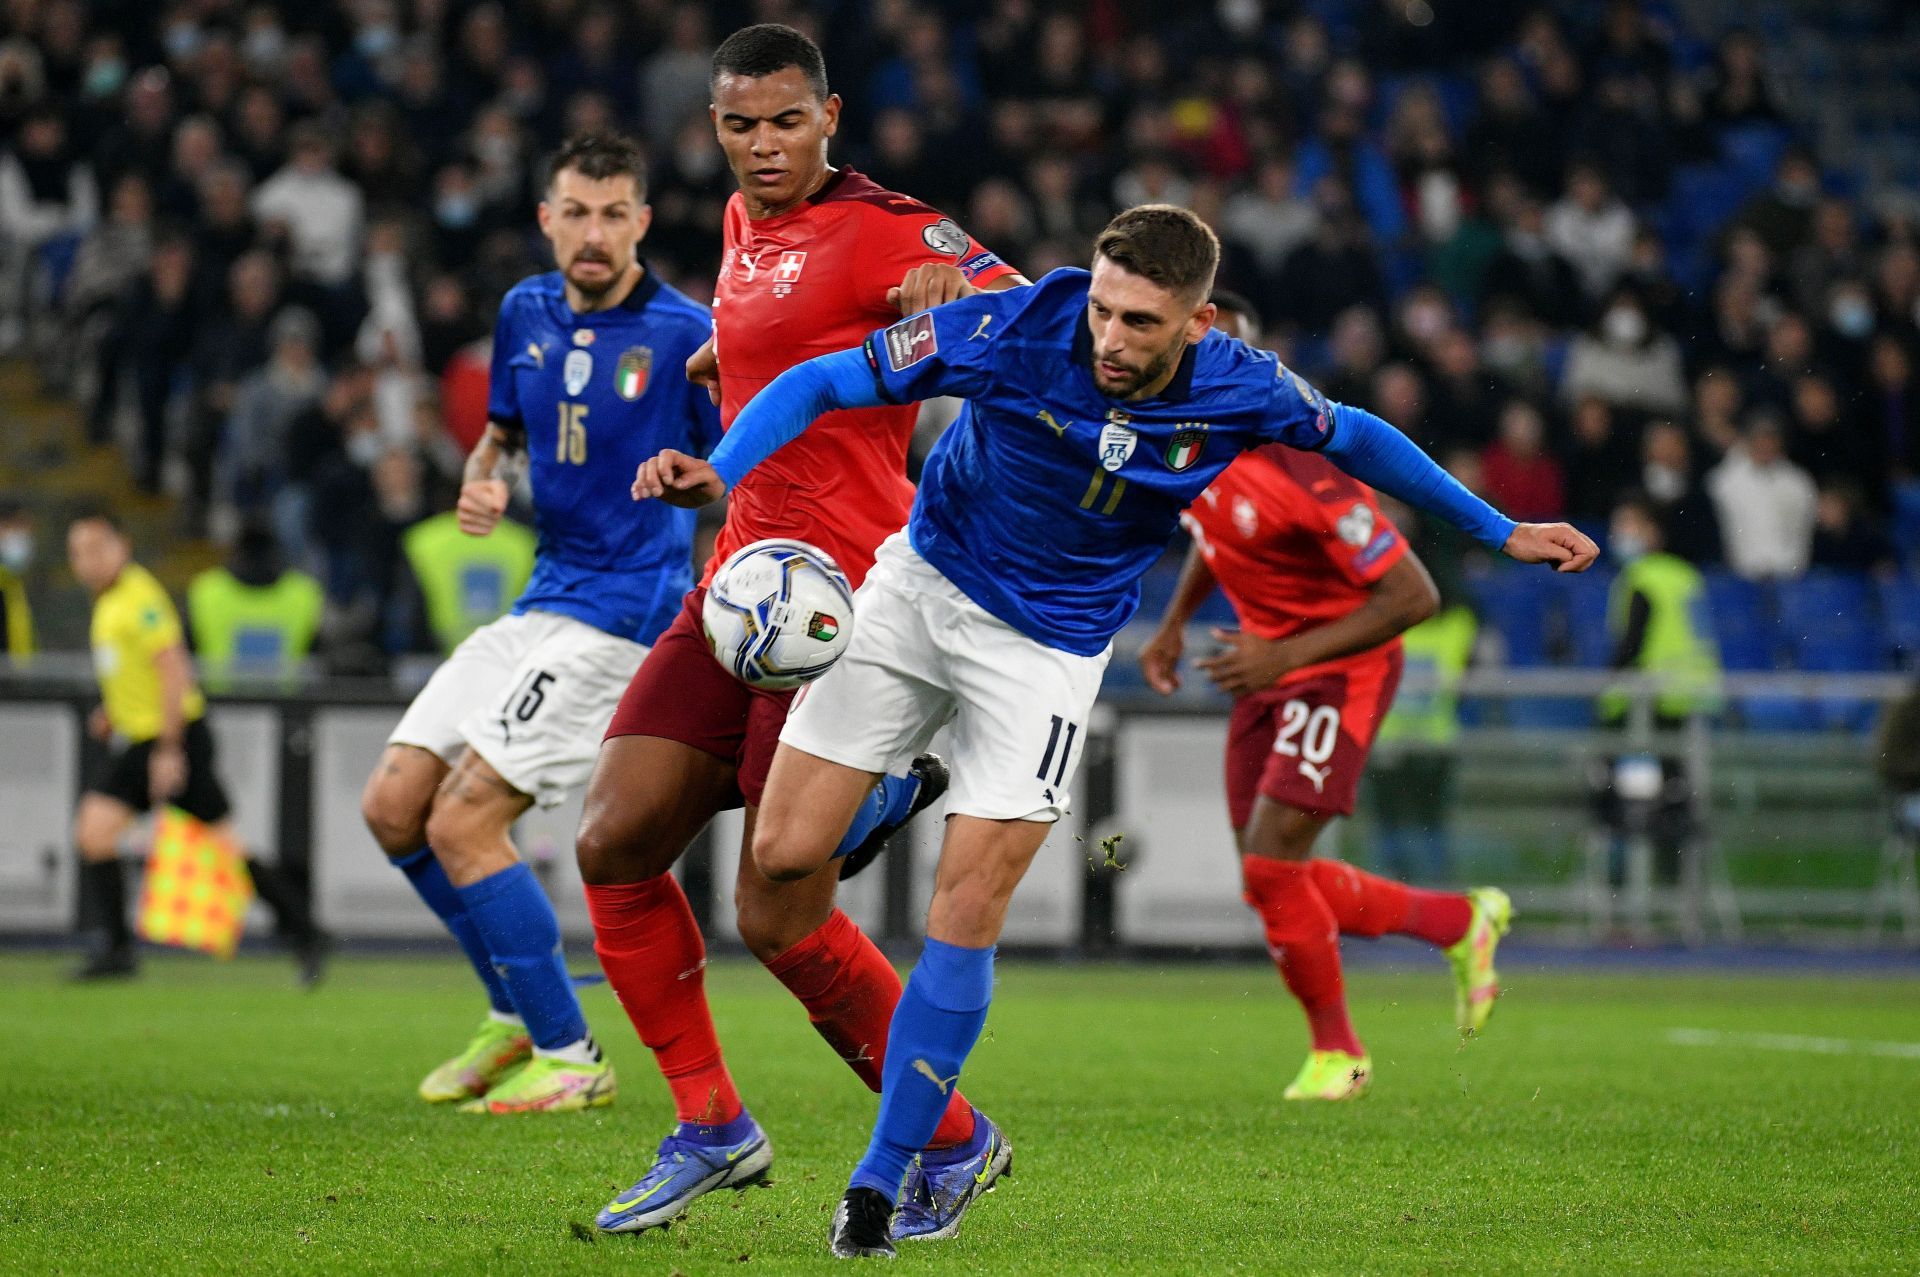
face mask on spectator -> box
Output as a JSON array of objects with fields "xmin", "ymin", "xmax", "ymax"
[
  {"xmin": 435, "ymin": 194, "xmax": 479, "ymax": 229},
  {"xmin": 244, "ymin": 28, "xmax": 287, "ymax": 70},
  {"xmin": 356, "ymin": 26, "xmax": 399, "ymax": 59},
  {"xmin": 1830, "ymin": 295, "xmax": 1875, "ymax": 340},
  {"xmin": 164, "ymin": 22, "xmax": 203, "ymax": 62},
  {"xmin": 0, "ymin": 529, "xmax": 32, "ymax": 572},
  {"xmin": 1484, "ymin": 334, "xmax": 1534, "ymax": 373},
  {"xmin": 1604, "ymin": 306, "xmax": 1647, "ymax": 347},
  {"xmin": 1609, "ymin": 529, "xmax": 1650, "ymax": 561},
  {"xmin": 83, "ymin": 59, "xmax": 126, "ymax": 99},
  {"xmin": 348, "ymin": 430, "xmax": 384, "ymax": 467}
]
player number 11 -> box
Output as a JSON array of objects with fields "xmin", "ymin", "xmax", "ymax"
[{"xmin": 556, "ymin": 402, "xmax": 588, "ymax": 465}]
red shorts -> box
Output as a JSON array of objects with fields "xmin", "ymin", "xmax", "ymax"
[
  {"xmin": 604, "ymin": 587, "xmax": 795, "ymax": 807},
  {"xmin": 1224, "ymin": 649, "xmax": 1404, "ymax": 826}
]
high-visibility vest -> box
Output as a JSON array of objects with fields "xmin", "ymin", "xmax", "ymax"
[
  {"xmin": 402, "ymin": 511, "xmax": 535, "ymax": 653},
  {"xmin": 187, "ymin": 566, "xmax": 324, "ymax": 685},
  {"xmin": 0, "ymin": 566, "xmax": 33, "ymax": 659},
  {"xmin": 1377, "ymin": 606, "xmax": 1477, "ymax": 747},
  {"xmin": 1600, "ymin": 553, "xmax": 1722, "ymax": 721}
]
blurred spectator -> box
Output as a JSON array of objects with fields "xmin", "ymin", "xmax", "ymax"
[
  {"xmin": 1562, "ymin": 285, "xmax": 1687, "ymax": 415},
  {"xmin": 1640, "ymin": 420, "xmax": 1722, "ymax": 566},
  {"xmin": 1480, "ymin": 399, "xmax": 1565, "ymax": 522},
  {"xmin": 1220, "ymin": 153, "xmax": 1317, "ymax": 280},
  {"xmin": 1864, "ymin": 335, "xmax": 1919, "ymax": 483},
  {"xmin": 1703, "ymin": 30, "xmax": 1784, "ymax": 129},
  {"xmin": 1789, "ymin": 372, "xmax": 1877, "ymax": 501},
  {"xmin": 1791, "ymin": 198, "xmax": 1866, "ymax": 318},
  {"xmin": 1425, "ymin": 328, "xmax": 1507, "ymax": 451},
  {"xmin": 1545, "ymin": 159, "xmax": 1636, "ymax": 300},
  {"xmin": 1481, "ymin": 192, "xmax": 1583, "ymax": 328},
  {"xmin": 1564, "ymin": 396, "xmax": 1634, "ymax": 525},
  {"xmin": 0, "ymin": 107, "xmax": 96, "ymax": 349},
  {"xmin": 63, "ymin": 173, "xmax": 152, "ymax": 388},
  {"xmin": 1708, "ymin": 415, "xmax": 1817, "ymax": 580},
  {"xmin": 1735, "ymin": 147, "xmax": 1822, "ymax": 260},
  {"xmin": 102, "ymin": 235, "xmax": 198, "ymax": 491},
  {"xmin": 1272, "ymin": 180, "xmax": 1384, "ymax": 331},
  {"xmin": 223, "ymin": 308, "xmax": 324, "ymax": 532},
  {"xmin": 1692, "ymin": 364, "xmax": 1747, "ymax": 457},
  {"xmin": 252, "ymin": 123, "xmax": 364, "ymax": 291},
  {"xmin": 1464, "ymin": 58, "xmax": 1559, "ymax": 196},
  {"xmin": 644, "ymin": 5, "xmax": 715, "ymax": 141},
  {"xmin": 1320, "ymin": 305, "xmax": 1387, "ymax": 405},
  {"xmin": 1811, "ymin": 479, "xmax": 1899, "ymax": 576},
  {"xmin": 0, "ymin": 498, "xmax": 35, "ymax": 660}
]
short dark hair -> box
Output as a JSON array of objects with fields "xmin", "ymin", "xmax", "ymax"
[
  {"xmin": 711, "ymin": 24, "xmax": 829, "ymax": 102},
  {"xmin": 547, "ymin": 132, "xmax": 648, "ymax": 200},
  {"xmin": 1612, "ymin": 489, "xmax": 1668, "ymax": 540},
  {"xmin": 69, "ymin": 506, "xmax": 127, "ymax": 537},
  {"xmin": 1210, "ymin": 289, "xmax": 1261, "ymax": 331},
  {"xmin": 1094, "ymin": 205, "xmax": 1220, "ymax": 301}
]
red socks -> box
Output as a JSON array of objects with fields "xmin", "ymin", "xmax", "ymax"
[
  {"xmin": 1240, "ymin": 856, "xmax": 1364, "ymax": 1056},
  {"xmin": 1308, "ymin": 860, "xmax": 1472, "ymax": 948},
  {"xmin": 585, "ymin": 876, "xmax": 743, "ymax": 1126},
  {"xmin": 765, "ymin": 908, "xmax": 977, "ymax": 1149}
]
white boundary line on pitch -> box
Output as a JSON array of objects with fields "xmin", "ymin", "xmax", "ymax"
[{"xmin": 1665, "ymin": 1028, "xmax": 1920, "ymax": 1060}]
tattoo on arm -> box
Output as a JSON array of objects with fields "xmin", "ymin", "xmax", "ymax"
[{"xmin": 465, "ymin": 422, "xmax": 528, "ymax": 487}]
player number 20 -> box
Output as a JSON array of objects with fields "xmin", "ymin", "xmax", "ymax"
[
  {"xmin": 1272, "ymin": 700, "xmax": 1340, "ymax": 765},
  {"xmin": 556, "ymin": 402, "xmax": 588, "ymax": 465}
]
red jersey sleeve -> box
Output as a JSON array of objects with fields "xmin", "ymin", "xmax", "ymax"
[
  {"xmin": 1298, "ymin": 476, "xmax": 1408, "ymax": 589},
  {"xmin": 855, "ymin": 202, "xmax": 1019, "ymax": 311}
]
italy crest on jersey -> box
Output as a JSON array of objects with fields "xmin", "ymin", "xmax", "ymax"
[
  {"xmin": 615, "ymin": 346, "xmax": 652, "ymax": 401},
  {"xmin": 1165, "ymin": 426, "xmax": 1207, "ymax": 471},
  {"xmin": 1099, "ymin": 409, "xmax": 1136, "ymax": 472}
]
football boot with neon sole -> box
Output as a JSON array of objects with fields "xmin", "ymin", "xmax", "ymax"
[
  {"xmin": 457, "ymin": 1054, "xmax": 615, "ymax": 1114},
  {"xmin": 1445, "ymin": 887, "xmax": 1513, "ymax": 1038},
  {"xmin": 1282, "ymin": 1049, "xmax": 1373, "ymax": 1101},
  {"xmin": 417, "ymin": 1016, "xmax": 532, "ymax": 1103},
  {"xmin": 596, "ymin": 1118, "xmax": 773, "ymax": 1233},
  {"xmin": 892, "ymin": 1109, "xmax": 1014, "ymax": 1242}
]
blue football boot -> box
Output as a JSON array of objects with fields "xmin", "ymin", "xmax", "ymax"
[
  {"xmin": 595, "ymin": 1115, "xmax": 773, "ymax": 1233},
  {"xmin": 890, "ymin": 1109, "xmax": 1013, "ymax": 1241}
]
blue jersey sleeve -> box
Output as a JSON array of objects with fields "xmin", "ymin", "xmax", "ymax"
[
  {"xmin": 487, "ymin": 294, "xmax": 525, "ymax": 429},
  {"xmin": 1256, "ymin": 358, "xmax": 1337, "ymax": 450},
  {"xmin": 863, "ymin": 290, "xmax": 1012, "ymax": 404},
  {"xmin": 706, "ymin": 347, "xmax": 887, "ymax": 488},
  {"xmin": 1321, "ymin": 403, "xmax": 1518, "ymax": 551}
]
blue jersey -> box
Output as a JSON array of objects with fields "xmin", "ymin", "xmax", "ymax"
[
  {"xmin": 488, "ymin": 269, "xmax": 721, "ymax": 644},
  {"xmin": 864, "ymin": 269, "xmax": 1336, "ymax": 655}
]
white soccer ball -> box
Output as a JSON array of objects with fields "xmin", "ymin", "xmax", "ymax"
[{"xmin": 703, "ymin": 538, "xmax": 856, "ymax": 689}]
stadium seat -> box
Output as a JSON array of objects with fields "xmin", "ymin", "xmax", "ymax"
[
  {"xmin": 1720, "ymin": 125, "xmax": 1793, "ymax": 191},
  {"xmin": 1776, "ymin": 570, "xmax": 1886, "ymax": 730},
  {"xmin": 1881, "ymin": 576, "xmax": 1920, "ymax": 667},
  {"xmin": 1702, "ymin": 572, "xmax": 1804, "ymax": 731},
  {"xmin": 1564, "ymin": 569, "xmax": 1617, "ymax": 668}
]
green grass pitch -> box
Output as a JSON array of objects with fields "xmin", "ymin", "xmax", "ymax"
[{"xmin": 3, "ymin": 953, "xmax": 1917, "ymax": 1274}]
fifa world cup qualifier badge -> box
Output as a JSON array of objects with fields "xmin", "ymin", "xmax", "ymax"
[
  {"xmin": 1098, "ymin": 408, "xmax": 1137, "ymax": 472},
  {"xmin": 615, "ymin": 346, "xmax": 652, "ymax": 400}
]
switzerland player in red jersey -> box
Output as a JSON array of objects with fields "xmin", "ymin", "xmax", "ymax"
[
  {"xmin": 574, "ymin": 26, "xmax": 1025, "ymax": 1236},
  {"xmin": 1139, "ymin": 297, "xmax": 1513, "ymax": 1102}
]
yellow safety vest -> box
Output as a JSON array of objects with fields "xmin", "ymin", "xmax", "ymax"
[
  {"xmin": 187, "ymin": 566, "xmax": 324, "ymax": 686},
  {"xmin": 402, "ymin": 511, "xmax": 536, "ymax": 653}
]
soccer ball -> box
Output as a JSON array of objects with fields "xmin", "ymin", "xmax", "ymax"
[{"xmin": 702, "ymin": 538, "xmax": 856, "ymax": 689}]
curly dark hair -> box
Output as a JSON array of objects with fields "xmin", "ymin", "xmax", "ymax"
[{"xmin": 711, "ymin": 23, "xmax": 829, "ymax": 102}]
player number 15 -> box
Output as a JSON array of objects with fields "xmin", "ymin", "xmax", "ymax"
[{"xmin": 557, "ymin": 402, "xmax": 588, "ymax": 465}]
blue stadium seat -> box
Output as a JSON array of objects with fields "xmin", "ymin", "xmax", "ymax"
[
  {"xmin": 1565, "ymin": 569, "xmax": 1617, "ymax": 667},
  {"xmin": 1879, "ymin": 576, "xmax": 1920, "ymax": 668},
  {"xmin": 1667, "ymin": 164, "xmax": 1751, "ymax": 250},
  {"xmin": 1776, "ymin": 570, "xmax": 1885, "ymax": 730},
  {"xmin": 1719, "ymin": 125, "xmax": 1792, "ymax": 191},
  {"xmin": 1892, "ymin": 481, "xmax": 1920, "ymax": 569},
  {"xmin": 1702, "ymin": 572, "xmax": 1805, "ymax": 731}
]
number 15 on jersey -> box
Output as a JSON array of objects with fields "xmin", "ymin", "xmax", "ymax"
[{"xmin": 557, "ymin": 402, "xmax": 588, "ymax": 465}]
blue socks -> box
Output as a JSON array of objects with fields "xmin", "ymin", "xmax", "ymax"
[
  {"xmin": 832, "ymin": 773, "xmax": 920, "ymax": 860},
  {"xmin": 455, "ymin": 863, "xmax": 590, "ymax": 1052},
  {"xmin": 393, "ymin": 847, "xmax": 514, "ymax": 1016},
  {"xmin": 850, "ymin": 938, "xmax": 995, "ymax": 1200}
]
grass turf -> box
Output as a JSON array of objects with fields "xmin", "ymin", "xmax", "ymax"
[{"xmin": 2, "ymin": 953, "xmax": 1917, "ymax": 1274}]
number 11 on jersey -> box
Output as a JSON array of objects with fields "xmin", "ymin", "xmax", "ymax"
[{"xmin": 557, "ymin": 402, "xmax": 588, "ymax": 464}]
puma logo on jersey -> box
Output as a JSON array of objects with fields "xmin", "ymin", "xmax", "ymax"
[
  {"xmin": 526, "ymin": 342, "xmax": 546, "ymax": 368},
  {"xmin": 969, "ymin": 315, "xmax": 993, "ymax": 341},
  {"xmin": 1036, "ymin": 408, "xmax": 1067, "ymax": 437},
  {"xmin": 1298, "ymin": 760, "xmax": 1331, "ymax": 793},
  {"xmin": 911, "ymin": 1058, "xmax": 960, "ymax": 1095}
]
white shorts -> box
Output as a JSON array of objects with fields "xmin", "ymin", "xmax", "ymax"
[
  {"xmin": 389, "ymin": 611, "xmax": 649, "ymax": 808},
  {"xmin": 781, "ymin": 534, "xmax": 1110, "ymax": 822}
]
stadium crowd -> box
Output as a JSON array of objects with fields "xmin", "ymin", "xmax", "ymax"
[{"xmin": 2, "ymin": 0, "xmax": 1918, "ymax": 663}]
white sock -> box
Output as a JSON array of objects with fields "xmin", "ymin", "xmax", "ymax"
[
  {"xmin": 534, "ymin": 1034, "xmax": 601, "ymax": 1066},
  {"xmin": 488, "ymin": 1009, "xmax": 526, "ymax": 1029}
]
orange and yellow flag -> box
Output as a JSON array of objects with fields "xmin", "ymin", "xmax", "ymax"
[{"xmin": 136, "ymin": 808, "xmax": 254, "ymax": 959}]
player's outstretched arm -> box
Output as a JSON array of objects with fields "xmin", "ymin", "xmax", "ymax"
[
  {"xmin": 456, "ymin": 421, "xmax": 527, "ymax": 536},
  {"xmin": 1139, "ymin": 539, "xmax": 1218, "ymax": 695},
  {"xmin": 1319, "ymin": 404, "xmax": 1599, "ymax": 573},
  {"xmin": 632, "ymin": 345, "xmax": 887, "ymax": 505},
  {"xmin": 887, "ymin": 264, "xmax": 1032, "ymax": 314}
]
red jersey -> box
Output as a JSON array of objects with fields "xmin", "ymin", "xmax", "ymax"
[
  {"xmin": 1180, "ymin": 444, "xmax": 1408, "ymax": 678},
  {"xmin": 706, "ymin": 167, "xmax": 1017, "ymax": 588}
]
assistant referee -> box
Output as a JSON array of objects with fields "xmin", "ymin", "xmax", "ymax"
[{"xmin": 67, "ymin": 510, "xmax": 325, "ymax": 982}]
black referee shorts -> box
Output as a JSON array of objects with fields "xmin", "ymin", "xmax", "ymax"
[{"xmin": 85, "ymin": 717, "xmax": 232, "ymax": 824}]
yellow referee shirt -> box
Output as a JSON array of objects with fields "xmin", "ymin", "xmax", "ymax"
[{"xmin": 90, "ymin": 563, "xmax": 204, "ymax": 742}]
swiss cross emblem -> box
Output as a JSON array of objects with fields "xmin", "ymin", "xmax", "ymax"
[{"xmin": 772, "ymin": 250, "xmax": 807, "ymax": 297}]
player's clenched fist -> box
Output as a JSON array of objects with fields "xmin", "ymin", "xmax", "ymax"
[
  {"xmin": 888, "ymin": 263, "xmax": 976, "ymax": 314},
  {"xmin": 632, "ymin": 449, "xmax": 726, "ymax": 508},
  {"xmin": 1502, "ymin": 522, "xmax": 1601, "ymax": 572},
  {"xmin": 456, "ymin": 478, "xmax": 510, "ymax": 536}
]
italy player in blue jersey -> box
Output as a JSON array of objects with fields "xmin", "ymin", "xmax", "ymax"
[
  {"xmin": 633, "ymin": 205, "xmax": 1598, "ymax": 1253},
  {"xmin": 361, "ymin": 134, "xmax": 721, "ymax": 1115}
]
